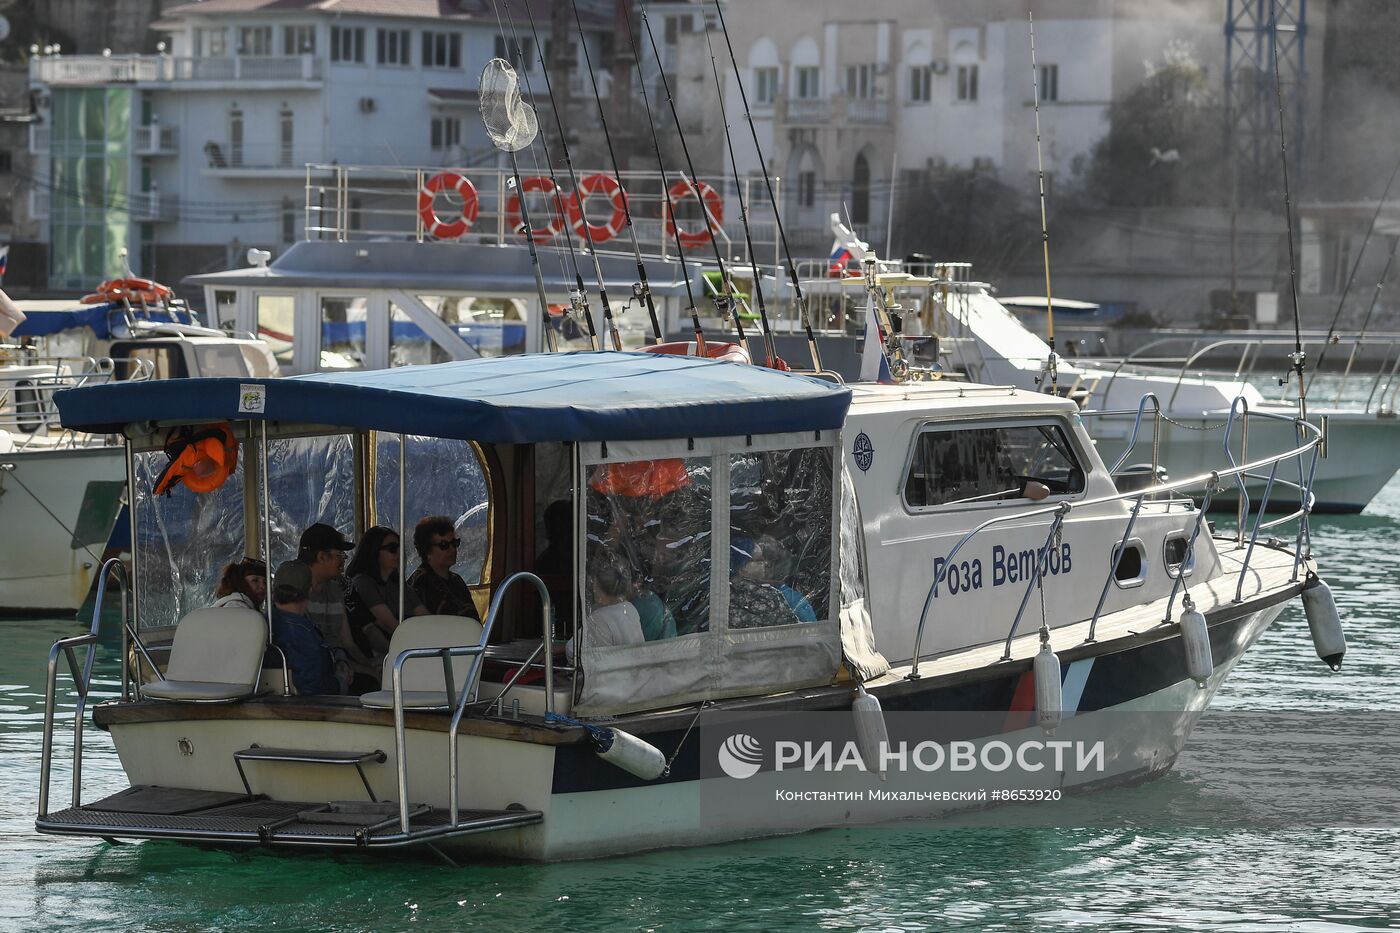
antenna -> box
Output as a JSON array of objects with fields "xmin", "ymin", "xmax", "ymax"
[
  {"xmin": 700, "ymin": 15, "xmax": 777, "ymax": 366},
  {"xmin": 1269, "ymin": 0, "xmax": 1306, "ymax": 419},
  {"xmin": 567, "ymin": 0, "xmax": 663, "ymax": 345},
  {"xmin": 638, "ymin": 1, "xmax": 747, "ymax": 352},
  {"xmin": 1028, "ymin": 12, "xmax": 1059, "ymax": 396},
  {"xmin": 616, "ymin": 0, "xmax": 707, "ymax": 350},
  {"xmin": 710, "ymin": 0, "xmax": 821, "ymax": 371}
]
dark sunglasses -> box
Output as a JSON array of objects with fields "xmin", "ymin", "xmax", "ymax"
[
  {"xmin": 379, "ymin": 541, "xmax": 400, "ymax": 553},
  {"xmin": 432, "ymin": 537, "xmax": 462, "ymax": 551}
]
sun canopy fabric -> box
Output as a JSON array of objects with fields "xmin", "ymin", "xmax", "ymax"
[{"xmin": 54, "ymin": 351, "xmax": 852, "ymax": 443}]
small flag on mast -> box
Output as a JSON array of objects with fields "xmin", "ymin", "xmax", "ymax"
[{"xmin": 0, "ymin": 245, "xmax": 9, "ymax": 284}]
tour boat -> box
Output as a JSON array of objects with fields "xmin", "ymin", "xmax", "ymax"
[{"xmin": 33, "ymin": 344, "xmax": 1342, "ymax": 860}]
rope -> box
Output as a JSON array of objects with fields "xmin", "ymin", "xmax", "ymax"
[
  {"xmin": 0, "ymin": 466, "xmax": 102, "ymax": 563},
  {"xmin": 662, "ymin": 701, "xmax": 709, "ymax": 778}
]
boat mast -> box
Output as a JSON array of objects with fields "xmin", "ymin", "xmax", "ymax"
[
  {"xmin": 1028, "ymin": 12, "xmax": 1059, "ymax": 397},
  {"xmin": 1268, "ymin": 0, "xmax": 1306, "ymax": 419}
]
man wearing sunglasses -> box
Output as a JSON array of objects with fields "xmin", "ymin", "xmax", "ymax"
[{"xmin": 408, "ymin": 515, "xmax": 480, "ymax": 619}]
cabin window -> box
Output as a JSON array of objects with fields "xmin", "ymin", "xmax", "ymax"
[
  {"xmin": 192, "ymin": 343, "xmax": 250, "ymax": 377},
  {"xmin": 319, "ymin": 294, "xmax": 368, "ymax": 370},
  {"xmin": 584, "ymin": 457, "xmax": 714, "ymax": 645},
  {"xmin": 213, "ymin": 289, "xmax": 237, "ymax": 328},
  {"xmin": 1111, "ymin": 538, "xmax": 1147, "ymax": 588},
  {"xmin": 12, "ymin": 381, "xmax": 43, "ymax": 433},
  {"xmin": 256, "ymin": 294, "xmax": 296, "ymax": 373},
  {"xmin": 903, "ymin": 420, "xmax": 1085, "ymax": 510},
  {"xmin": 1163, "ymin": 532, "xmax": 1195, "ymax": 579},
  {"xmin": 119, "ymin": 344, "xmax": 187, "ymax": 381},
  {"xmin": 373, "ymin": 434, "xmax": 491, "ymax": 588},
  {"xmin": 728, "ymin": 446, "xmax": 833, "ymax": 627}
]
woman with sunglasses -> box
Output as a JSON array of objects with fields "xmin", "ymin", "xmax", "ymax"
[
  {"xmin": 408, "ymin": 515, "xmax": 480, "ymax": 619},
  {"xmin": 345, "ymin": 525, "xmax": 428, "ymax": 658}
]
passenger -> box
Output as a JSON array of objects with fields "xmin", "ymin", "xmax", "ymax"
[
  {"xmin": 345, "ymin": 526, "xmax": 428, "ymax": 659},
  {"xmin": 211, "ymin": 556, "xmax": 267, "ymax": 612},
  {"xmin": 269, "ymin": 559, "xmax": 347, "ymax": 695},
  {"xmin": 743, "ymin": 535, "xmax": 817, "ymax": 622},
  {"xmin": 585, "ymin": 554, "xmax": 646, "ymax": 649},
  {"xmin": 296, "ymin": 522, "xmax": 357, "ymax": 654},
  {"xmin": 535, "ymin": 499, "xmax": 573, "ymax": 577},
  {"xmin": 407, "ymin": 515, "xmax": 480, "ymax": 619},
  {"xmin": 729, "ymin": 536, "xmax": 800, "ymax": 629},
  {"xmin": 631, "ymin": 578, "xmax": 677, "ymax": 641}
]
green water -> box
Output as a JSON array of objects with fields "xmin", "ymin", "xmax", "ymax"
[{"xmin": 5, "ymin": 483, "xmax": 1400, "ymax": 931}]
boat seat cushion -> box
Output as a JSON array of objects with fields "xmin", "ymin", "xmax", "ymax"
[
  {"xmin": 147, "ymin": 606, "xmax": 267, "ymax": 702},
  {"xmin": 359, "ymin": 615, "xmax": 485, "ymax": 710}
]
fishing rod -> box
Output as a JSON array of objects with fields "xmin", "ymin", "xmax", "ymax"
[
  {"xmin": 1344, "ymin": 231, "xmax": 1400, "ymax": 407},
  {"xmin": 496, "ymin": 0, "xmax": 597, "ymax": 351},
  {"xmin": 1028, "ymin": 12, "xmax": 1059, "ymax": 397},
  {"xmin": 709, "ymin": 0, "xmax": 821, "ymax": 371},
  {"xmin": 1270, "ymin": 0, "xmax": 1306, "ymax": 420},
  {"xmin": 637, "ymin": 1, "xmax": 749, "ymax": 352},
  {"xmin": 566, "ymin": 0, "xmax": 663, "ymax": 346},
  {"xmin": 1307, "ymin": 153, "xmax": 1400, "ymax": 392},
  {"xmin": 615, "ymin": 0, "xmax": 707, "ymax": 350},
  {"xmin": 518, "ymin": 0, "xmax": 612, "ymax": 350},
  {"xmin": 700, "ymin": 18, "xmax": 777, "ymax": 367}
]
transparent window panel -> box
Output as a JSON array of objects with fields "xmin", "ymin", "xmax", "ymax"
[
  {"xmin": 373, "ymin": 433, "xmax": 491, "ymax": 585},
  {"xmin": 319, "ymin": 295, "xmax": 368, "ymax": 370},
  {"xmin": 256, "ymin": 295, "xmax": 296, "ymax": 373}
]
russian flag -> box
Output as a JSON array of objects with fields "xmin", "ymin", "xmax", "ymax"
[
  {"xmin": 828, "ymin": 245, "xmax": 854, "ymax": 277},
  {"xmin": 0, "ymin": 245, "xmax": 9, "ymax": 283}
]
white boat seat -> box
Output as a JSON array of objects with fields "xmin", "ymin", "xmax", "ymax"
[
  {"xmin": 360, "ymin": 615, "xmax": 485, "ymax": 710},
  {"xmin": 142, "ymin": 607, "xmax": 267, "ymax": 703}
]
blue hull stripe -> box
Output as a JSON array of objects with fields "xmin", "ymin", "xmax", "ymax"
[{"xmin": 1061, "ymin": 657, "xmax": 1095, "ymax": 713}]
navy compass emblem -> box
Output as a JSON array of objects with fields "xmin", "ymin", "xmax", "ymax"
[{"xmin": 853, "ymin": 432, "xmax": 874, "ymax": 472}]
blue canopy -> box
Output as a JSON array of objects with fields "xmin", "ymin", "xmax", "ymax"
[
  {"xmin": 11, "ymin": 303, "xmax": 195, "ymax": 339},
  {"xmin": 54, "ymin": 351, "xmax": 852, "ymax": 443}
]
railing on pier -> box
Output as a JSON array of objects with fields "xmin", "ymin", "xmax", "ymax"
[{"xmin": 906, "ymin": 396, "xmax": 1321, "ymax": 677}]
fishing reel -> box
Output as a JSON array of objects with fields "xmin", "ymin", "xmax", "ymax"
[{"xmin": 712, "ymin": 294, "xmax": 735, "ymax": 323}]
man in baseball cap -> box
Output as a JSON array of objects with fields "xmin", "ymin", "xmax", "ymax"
[
  {"xmin": 270, "ymin": 559, "xmax": 344, "ymax": 695},
  {"xmin": 298, "ymin": 522, "xmax": 354, "ymax": 559}
]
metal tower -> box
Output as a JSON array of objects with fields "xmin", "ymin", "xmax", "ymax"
[{"xmin": 1225, "ymin": 0, "xmax": 1307, "ymax": 206}]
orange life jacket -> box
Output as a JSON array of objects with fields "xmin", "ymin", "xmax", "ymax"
[
  {"xmin": 588, "ymin": 459, "xmax": 692, "ymax": 499},
  {"xmin": 153, "ymin": 423, "xmax": 238, "ymax": 496}
]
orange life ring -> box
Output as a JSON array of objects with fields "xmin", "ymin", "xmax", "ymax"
[
  {"xmin": 589, "ymin": 459, "xmax": 692, "ymax": 499},
  {"xmin": 641, "ymin": 340, "xmax": 751, "ymax": 364},
  {"xmin": 95, "ymin": 277, "xmax": 174, "ymax": 305},
  {"xmin": 663, "ymin": 179, "xmax": 723, "ymax": 250},
  {"xmin": 152, "ymin": 423, "xmax": 239, "ymax": 496},
  {"xmin": 418, "ymin": 172, "xmax": 480, "ymax": 239},
  {"xmin": 505, "ymin": 175, "xmax": 567, "ymax": 244},
  {"xmin": 566, "ymin": 173, "xmax": 628, "ymax": 245}
]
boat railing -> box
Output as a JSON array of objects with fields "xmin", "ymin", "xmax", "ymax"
[
  {"xmin": 301, "ymin": 162, "xmax": 775, "ymax": 269},
  {"xmin": 0, "ymin": 358, "xmax": 155, "ymax": 447},
  {"xmin": 907, "ymin": 401, "xmax": 1321, "ymax": 677},
  {"xmin": 1093, "ymin": 335, "xmax": 1400, "ymax": 412},
  {"xmin": 384, "ymin": 571, "xmax": 552, "ymax": 835},
  {"xmin": 38, "ymin": 558, "xmax": 127, "ymax": 819}
]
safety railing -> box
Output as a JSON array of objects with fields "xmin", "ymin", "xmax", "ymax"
[
  {"xmin": 38, "ymin": 558, "xmax": 127, "ymax": 818},
  {"xmin": 386, "ymin": 571, "xmax": 553, "ymax": 835},
  {"xmin": 0, "ymin": 358, "xmax": 154, "ymax": 446},
  {"xmin": 907, "ymin": 398, "xmax": 1321, "ymax": 677},
  {"xmin": 1094, "ymin": 335, "xmax": 1400, "ymax": 413}
]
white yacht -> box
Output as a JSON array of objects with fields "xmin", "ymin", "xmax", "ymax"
[
  {"xmin": 33, "ymin": 342, "xmax": 1340, "ymax": 860},
  {"xmin": 0, "ymin": 292, "xmax": 276, "ymax": 614}
]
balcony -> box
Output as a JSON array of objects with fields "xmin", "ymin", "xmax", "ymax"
[
  {"xmin": 847, "ymin": 98, "xmax": 890, "ymax": 125},
  {"xmin": 31, "ymin": 54, "xmax": 322, "ymax": 87},
  {"xmin": 134, "ymin": 123, "xmax": 178, "ymax": 156},
  {"xmin": 129, "ymin": 190, "xmax": 178, "ymax": 223},
  {"xmin": 203, "ymin": 141, "xmax": 327, "ymax": 176},
  {"xmin": 781, "ymin": 97, "xmax": 831, "ymax": 125}
]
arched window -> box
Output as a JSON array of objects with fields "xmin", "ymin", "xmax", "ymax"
[{"xmin": 852, "ymin": 152, "xmax": 870, "ymax": 225}]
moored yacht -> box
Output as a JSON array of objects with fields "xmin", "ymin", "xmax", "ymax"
[{"xmin": 34, "ymin": 344, "xmax": 1341, "ymax": 860}]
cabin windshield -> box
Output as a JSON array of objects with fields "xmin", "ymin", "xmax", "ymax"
[{"xmin": 903, "ymin": 420, "xmax": 1085, "ymax": 510}]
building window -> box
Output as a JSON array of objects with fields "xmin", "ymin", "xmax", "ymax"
[
  {"xmin": 1038, "ymin": 64, "xmax": 1059, "ymax": 102},
  {"xmin": 957, "ymin": 64, "xmax": 978, "ymax": 102},
  {"xmin": 422, "ymin": 31, "xmax": 462, "ymax": 69},
  {"xmin": 238, "ymin": 26, "xmax": 273, "ymax": 55},
  {"xmin": 753, "ymin": 66, "xmax": 779, "ymax": 105},
  {"xmin": 229, "ymin": 106, "xmax": 244, "ymax": 167},
  {"xmin": 279, "ymin": 106, "xmax": 294, "ymax": 166},
  {"xmin": 798, "ymin": 170, "xmax": 815, "ymax": 208},
  {"xmin": 909, "ymin": 65, "xmax": 931, "ymax": 103},
  {"xmin": 795, "ymin": 66, "xmax": 820, "ymax": 99},
  {"xmin": 281, "ymin": 197, "xmax": 296, "ymax": 243},
  {"xmin": 378, "ymin": 28, "xmax": 411, "ymax": 66},
  {"xmin": 430, "ymin": 116, "xmax": 462, "ymax": 150},
  {"xmin": 331, "ymin": 26, "xmax": 365, "ymax": 63},
  {"xmin": 845, "ymin": 64, "xmax": 873, "ymax": 99},
  {"xmin": 195, "ymin": 27, "xmax": 227, "ymax": 57},
  {"xmin": 282, "ymin": 25, "xmax": 316, "ymax": 55},
  {"xmin": 494, "ymin": 35, "xmax": 533, "ymax": 71}
]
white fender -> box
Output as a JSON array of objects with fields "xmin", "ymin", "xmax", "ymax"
[
  {"xmin": 1034, "ymin": 641, "xmax": 1063, "ymax": 733},
  {"xmin": 1302, "ymin": 576, "xmax": 1345, "ymax": 671},
  {"xmin": 594, "ymin": 728, "xmax": 668, "ymax": 781},
  {"xmin": 852, "ymin": 684, "xmax": 890, "ymax": 781},
  {"xmin": 1180, "ymin": 608, "xmax": 1212, "ymax": 688}
]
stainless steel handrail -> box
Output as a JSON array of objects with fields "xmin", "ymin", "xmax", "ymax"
[
  {"xmin": 906, "ymin": 403, "xmax": 1321, "ymax": 676},
  {"xmin": 38, "ymin": 557, "xmax": 127, "ymax": 817}
]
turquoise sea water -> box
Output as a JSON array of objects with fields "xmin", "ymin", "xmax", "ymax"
[{"xmin": 4, "ymin": 481, "xmax": 1399, "ymax": 931}]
